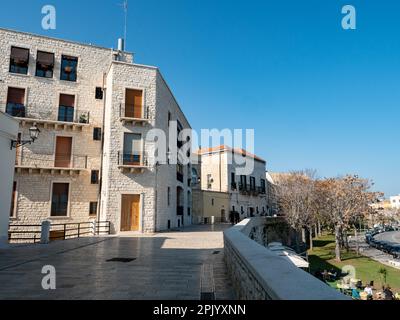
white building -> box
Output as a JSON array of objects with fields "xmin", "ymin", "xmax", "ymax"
[
  {"xmin": 0, "ymin": 111, "xmax": 19, "ymax": 246},
  {"xmin": 0, "ymin": 28, "xmax": 192, "ymax": 236},
  {"xmin": 389, "ymin": 195, "xmax": 400, "ymax": 209},
  {"xmin": 195, "ymin": 145, "xmax": 268, "ymax": 222}
]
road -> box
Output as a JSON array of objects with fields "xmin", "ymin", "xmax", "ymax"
[{"xmin": 374, "ymin": 231, "xmax": 400, "ymax": 246}]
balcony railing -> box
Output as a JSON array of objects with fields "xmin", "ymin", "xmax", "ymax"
[
  {"xmin": 238, "ymin": 183, "xmax": 264, "ymax": 196},
  {"xmin": 15, "ymin": 151, "xmax": 88, "ymax": 174},
  {"xmin": 6, "ymin": 103, "xmax": 26, "ymax": 117},
  {"xmin": 231, "ymin": 182, "xmax": 237, "ymax": 190},
  {"xmin": 4, "ymin": 104, "xmax": 91, "ymax": 129},
  {"xmin": 118, "ymin": 152, "xmax": 148, "ymax": 166},
  {"xmin": 119, "ymin": 103, "xmax": 150, "ymax": 125}
]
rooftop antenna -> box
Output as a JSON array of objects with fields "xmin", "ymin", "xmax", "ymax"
[{"xmin": 118, "ymin": 0, "xmax": 128, "ymax": 48}]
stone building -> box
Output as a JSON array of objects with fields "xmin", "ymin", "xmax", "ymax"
[
  {"xmin": 0, "ymin": 28, "xmax": 192, "ymax": 235},
  {"xmin": 194, "ymin": 145, "xmax": 268, "ymax": 223}
]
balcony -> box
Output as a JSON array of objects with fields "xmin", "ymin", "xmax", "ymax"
[
  {"xmin": 15, "ymin": 152, "xmax": 88, "ymax": 175},
  {"xmin": 117, "ymin": 152, "xmax": 150, "ymax": 173},
  {"xmin": 119, "ymin": 103, "xmax": 151, "ymax": 126},
  {"xmin": 238, "ymin": 183, "xmax": 261, "ymax": 196},
  {"xmin": 231, "ymin": 182, "xmax": 237, "ymax": 191},
  {"xmin": 6, "ymin": 103, "xmax": 26, "ymax": 118},
  {"xmin": 7, "ymin": 104, "xmax": 90, "ymax": 131}
]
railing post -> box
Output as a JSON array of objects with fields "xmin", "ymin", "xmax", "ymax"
[
  {"xmin": 40, "ymin": 220, "xmax": 51, "ymax": 244},
  {"xmin": 92, "ymin": 220, "xmax": 97, "ymax": 235}
]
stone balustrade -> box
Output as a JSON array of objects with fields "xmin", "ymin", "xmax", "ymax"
[{"xmin": 224, "ymin": 217, "xmax": 349, "ymax": 300}]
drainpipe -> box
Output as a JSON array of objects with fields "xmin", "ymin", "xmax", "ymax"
[{"xmin": 97, "ymin": 72, "xmax": 107, "ymax": 230}]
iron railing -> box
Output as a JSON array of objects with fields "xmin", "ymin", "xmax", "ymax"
[
  {"xmin": 119, "ymin": 103, "xmax": 149, "ymax": 119},
  {"xmin": 8, "ymin": 220, "xmax": 111, "ymax": 244},
  {"xmin": 117, "ymin": 151, "xmax": 149, "ymax": 167},
  {"xmin": 3, "ymin": 103, "xmax": 90, "ymax": 124},
  {"xmin": 15, "ymin": 152, "xmax": 88, "ymax": 169}
]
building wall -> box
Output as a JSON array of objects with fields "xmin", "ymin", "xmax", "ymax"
[
  {"xmin": 192, "ymin": 190, "xmax": 229, "ymax": 223},
  {"xmin": 197, "ymin": 148, "xmax": 268, "ymax": 220},
  {"xmin": 390, "ymin": 196, "xmax": 400, "ymax": 209},
  {"xmin": 100, "ymin": 62, "xmax": 192, "ymax": 233},
  {"xmin": 0, "ymin": 112, "xmax": 18, "ymax": 246},
  {"xmin": 1, "ymin": 28, "xmax": 193, "ymax": 235}
]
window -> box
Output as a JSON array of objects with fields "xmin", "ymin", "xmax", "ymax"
[
  {"xmin": 58, "ymin": 94, "xmax": 75, "ymax": 122},
  {"xmin": 10, "ymin": 181, "xmax": 17, "ymax": 217},
  {"xmin": 9, "ymin": 47, "xmax": 29, "ymax": 75},
  {"xmin": 211, "ymin": 198, "xmax": 214, "ymax": 206},
  {"xmin": 125, "ymin": 88, "xmax": 143, "ymax": 118},
  {"xmin": 177, "ymin": 120, "xmax": 183, "ymax": 148},
  {"xmin": 250, "ymin": 177, "xmax": 256, "ymax": 191},
  {"xmin": 6, "ymin": 87, "xmax": 26, "ymax": 117},
  {"xmin": 93, "ymin": 128, "xmax": 102, "ymax": 141},
  {"xmin": 240, "ymin": 175, "xmax": 247, "ymax": 190},
  {"xmin": 95, "ymin": 87, "xmax": 103, "ymax": 100},
  {"xmin": 123, "ymin": 133, "xmax": 142, "ymax": 165},
  {"xmin": 177, "ymin": 163, "xmax": 184, "ymax": 182},
  {"xmin": 168, "ymin": 111, "xmax": 171, "ymax": 127},
  {"xmin": 91, "ymin": 170, "xmax": 99, "ymax": 184},
  {"xmin": 51, "ymin": 183, "xmax": 69, "ymax": 216},
  {"xmin": 241, "ymin": 206, "xmax": 244, "ymax": 213},
  {"xmin": 36, "ymin": 51, "xmax": 54, "ymax": 78},
  {"xmin": 60, "ymin": 55, "xmax": 78, "ymax": 81},
  {"xmin": 260, "ymin": 179, "xmax": 266, "ymax": 193},
  {"xmin": 231, "ymin": 172, "xmax": 236, "ymax": 190},
  {"xmin": 207, "ymin": 174, "xmax": 212, "ymax": 189},
  {"xmin": 89, "ymin": 202, "xmax": 98, "ymax": 216},
  {"xmin": 167, "ymin": 187, "xmax": 171, "ymax": 206}
]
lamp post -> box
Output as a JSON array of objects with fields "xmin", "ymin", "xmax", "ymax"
[{"xmin": 10, "ymin": 125, "xmax": 40, "ymax": 149}]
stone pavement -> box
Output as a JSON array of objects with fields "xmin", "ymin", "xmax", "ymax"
[{"xmin": 0, "ymin": 224, "xmax": 235, "ymax": 300}]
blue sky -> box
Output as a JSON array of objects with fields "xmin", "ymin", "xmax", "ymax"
[{"xmin": 1, "ymin": 0, "xmax": 400, "ymax": 196}]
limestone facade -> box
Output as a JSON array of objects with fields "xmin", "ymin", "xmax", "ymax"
[{"xmin": 0, "ymin": 28, "xmax": 192, "ymax": 235}]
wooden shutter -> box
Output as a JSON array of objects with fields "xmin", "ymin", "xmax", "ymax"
[
  {"xmin": 125, "ymin": 89, "xmax": 143, "ymax": 118},
  {"xmin": 7, "ymin": 88, "xmax": 25, "ymax": 104},
  {"xmin": 37, "ymin": 51, "xmax": 54, "ymax": 66},
  {"xmin": 55, "ymin": 137, "xmax": 72, "ymax": 167},
  {"xmin": 11, "ymin": 47, "xmax": 29, "ymax": 62},
  {"xmin": 59, "ymin": 94, "xmax": 75, "ymax": 107}
]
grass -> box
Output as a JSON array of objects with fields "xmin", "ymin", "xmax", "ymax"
[{"xmin": 308, "ymin": 234, "xmax": 400, "ymax": 293}]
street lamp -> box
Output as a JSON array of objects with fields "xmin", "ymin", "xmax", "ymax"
[{"xmin": 10, "ymin": 125, "xmax": 40, "ymax": 149}]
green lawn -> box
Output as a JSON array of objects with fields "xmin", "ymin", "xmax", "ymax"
[{"xmin": 308, "ymin": 234, "xmax": 400, "ymax": 293}]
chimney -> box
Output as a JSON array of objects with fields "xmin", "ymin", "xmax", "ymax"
[{"xmin": 118, "ymin": 38, "xmax": 125, "ymax": 52}]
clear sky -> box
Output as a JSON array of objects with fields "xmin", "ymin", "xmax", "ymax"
[{"xmin": 1, "ymin": 0, "xmax": 399, "ymax": 196}]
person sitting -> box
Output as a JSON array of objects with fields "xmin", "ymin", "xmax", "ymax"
[
  {"xmin": 352, "ymin": 289, "xmax": 361, "ymax": 300},
  {"xmin": 384, "ymin": 286, "xmax": 395, "ymax": 300},
  {"xmin": 364, "ymin": 284, "xmax": 373, "ymax": 300}
]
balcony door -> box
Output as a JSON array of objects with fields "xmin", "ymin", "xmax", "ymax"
[
  {"xmin": 55, "ymin": 136, "xmax": 72, "ymax": 168},
  {"xmin": 123, "ymin": 133, "xmax": 142, "ymax": 165},
  {"xmin": 58, "ymin": 94, "xmax": 75, "ymax": 122},
  {"xmin": 125, "ymin": 89, "xmax": 143, "ymax": 118},
  {"xmin": 6, "ymin": 87, "xmax": 26, "ymax": 117},
  {"xmin": 120, "ymin": 194, "xmax": 140, "ymax": 231}
]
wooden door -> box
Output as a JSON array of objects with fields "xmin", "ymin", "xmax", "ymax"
[
  {"xmin": 125, "ymin": 89, "xmax": 143, "ymax": 118},
  {"xmin": 120, "ymin": 194, "xmax": 140, "ymax": 231},
  {"xmin": 55, "ymin": 136, "xmax": 72, "ymax": 167}
]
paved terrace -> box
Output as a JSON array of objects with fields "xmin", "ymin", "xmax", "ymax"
[{"xmin": 0, "ymin": 224, "xmax": 235, "ymax": 300}]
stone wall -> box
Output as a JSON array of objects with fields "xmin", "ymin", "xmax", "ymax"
[{"xmin": 224, "ymin": 218, "xmax": 349, "ymax": 300}]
